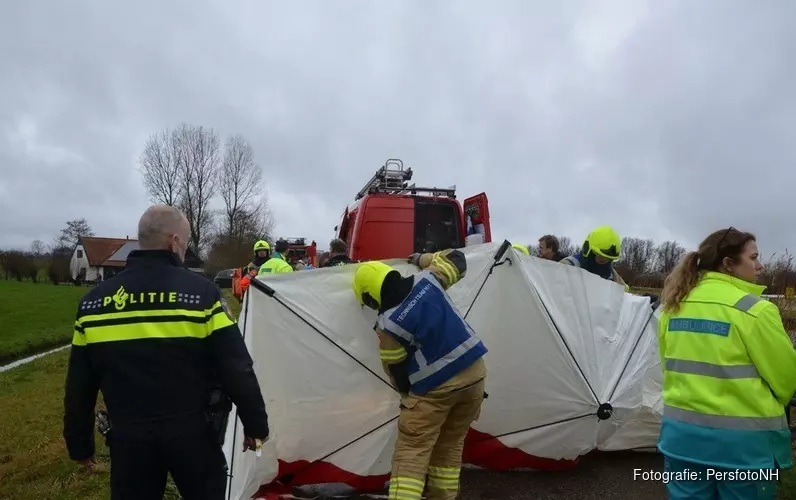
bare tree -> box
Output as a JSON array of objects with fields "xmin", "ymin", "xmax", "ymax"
[
  {"xmin": 173, "ymin": 123, "xmax": 221, "ymax": 255},
  {"xmin": 618, "ymin": 237, "xmax": 656, "ymax": 277},
  {"xmin": 655, "ymin": 240, "xmax": 686, "ymax": 275},
  {"xmin": 30, "ymin": 240, "xmax": 45, "ymax": 256},
  {"xmin": 206, "ymin": 202, "xmax": 275, "ymax": 273},
  {"xmin": 139, "ymin": 128, "xmax": 183, "ymax": 206},
  {"xmin": 219, "ymin": 134, "xmax": 265, "ymax": 240},
  {"xmin": 557, "ymin": 236, "xmax": 579, "ymax": 257},
  {"xmin": 56, "ymin": 218, "xmax": 94, "ymax": 248},
  {"xmin": 761, "ymin": 250, "xmax": 796, "ymax": 291}
]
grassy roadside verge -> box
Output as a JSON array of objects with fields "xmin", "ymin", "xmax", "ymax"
[{"xmin": 0, "ymin": 281, "xmax": 87, "ymax": 365}]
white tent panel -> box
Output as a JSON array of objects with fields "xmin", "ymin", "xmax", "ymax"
[
  {"xmin": 462, "ymin": 254, "xmax": 598, "ymax": 459},
  {"xmin": 224, "ymin": 242, "xmax": 663, "ymax": 500}
]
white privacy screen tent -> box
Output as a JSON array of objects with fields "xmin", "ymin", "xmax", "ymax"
[{"xmin": 222, "ymin": 241, "xmax": 663, "ymax": 500}]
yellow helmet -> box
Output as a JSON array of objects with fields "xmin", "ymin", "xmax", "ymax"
[
  {"xmin": 353, "ymin": 261, "xmax": 398, "ymax": 309},
  {"xmin": 512, "ymin": 243, "xmax": 530, "ymax": 256},
  {"xmin": 583, "ymin": 226, "xmax": 621, "ymax": 261},
  {"xmin": 253, "ymin": 240, "xmax": 270, "ymax": 252}
]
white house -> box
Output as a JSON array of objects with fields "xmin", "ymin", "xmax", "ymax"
[{"xmin": 70, "ymin": 236, "xmax": 204, "ymax": 281}]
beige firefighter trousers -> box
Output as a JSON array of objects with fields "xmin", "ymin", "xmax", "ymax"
[{"xmin": 388, "ymin": 378, "xmax": 486, "ymax": 500}]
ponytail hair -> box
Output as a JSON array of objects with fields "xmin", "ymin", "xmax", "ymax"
[
  {"xmin": 661, "ymin": 251, "xmax": 700, "ymax": 314},
  {"xmin": 660, "ymin": 227, "xmax": 756, "ymax": 314}
]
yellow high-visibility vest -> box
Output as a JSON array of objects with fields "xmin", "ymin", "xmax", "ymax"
[{"xmin": 658, "ymin": 271, "xmax": 796, "ymax": 469}]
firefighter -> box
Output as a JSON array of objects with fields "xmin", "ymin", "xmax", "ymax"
[
  {"xmin": 239, "ymin": 240, "xmax": 272, "ymax": 298},
  {"xmin": 352, "ymin": 249, "xmax": 488, "ymax": 500},
  {"xmin": 657, "ymin": 227, "xmax": 796, "ymax": 499},
  {"xmin": 321, "ymin": 238, "xmax": 356, "ymax": 267},
  {"xmin": 248, "ymin": 240, "xmax": 271, "ymax": 273},
  {"xmin": 511, "ymin": 243, "xmax": 530, "ymax": 256},
  {"xmin": 258, "ymin": 238, "xmax": 294, "ymax": 275},
  {"xmin": 560, "ymin": 225, "xmax": 629, "ymax": 290},
  {"xmin": 63, "ymin": 205, "xmax": 269, "ymax": 499}
]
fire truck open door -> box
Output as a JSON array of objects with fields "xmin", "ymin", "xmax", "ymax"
[{"xmin": 463, "ymin": 192, "xmax": 492, "ymax": 244}]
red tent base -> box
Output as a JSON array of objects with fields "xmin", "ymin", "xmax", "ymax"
[{"xmin": 252, "ymin": 428, "xmax": 579, "ymax": 498}]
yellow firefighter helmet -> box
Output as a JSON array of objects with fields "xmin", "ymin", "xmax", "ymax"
[
  {"xmin": 353, "ymin": 261, "xmax": 398, "ymax": 309},
  {"xmin": 583, "ymin": 226, "xmax": 621, "ymax": 261}
]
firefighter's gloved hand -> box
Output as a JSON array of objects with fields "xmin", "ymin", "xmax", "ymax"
[{"xmin": 407, "ymin": 253, "xmax": 422, "ymax": 266}]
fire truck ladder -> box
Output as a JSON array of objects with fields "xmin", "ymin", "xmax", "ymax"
[{"xmin": 354, "ymin": 158, "xmax": 457, "ymax": 200}]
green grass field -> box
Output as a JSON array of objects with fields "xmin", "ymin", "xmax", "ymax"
[{"xmin": 0, "ymin": 281, "xmax": 88, "ymax": 365}]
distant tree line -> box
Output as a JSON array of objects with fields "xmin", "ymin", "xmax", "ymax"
[
  {"xmin": 527, "ymin": 236, "xmax": 796, "ymax": 292},
  {"xmin": 0, "ymin": 218, "xmax": 93, "ymax": 285}
]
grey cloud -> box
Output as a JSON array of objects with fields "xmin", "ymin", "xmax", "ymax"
[{"xmin": 0, "ymin": 0, "xmax": 793, "ymax": 257}]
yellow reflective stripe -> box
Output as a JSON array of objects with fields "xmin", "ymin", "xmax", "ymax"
[
  {"xmin": 379, "ymin": 347, "xmax": 407, "ymax": 362},
  {"xmin": 428, "ymin": 466, "xmax": 460, "ymax": 478},
  {"xmin": 83, "ymin": 321, "xmax": 209, "ymax": 344},
  {"xmin": 427, "ymin": 465, "xmax": 460, "ymax": 489},
  {"xmin": 388, "ymin": 476, "xmax": 424, "ymax": 500},
  {"xmin": 432, "ymin": 254, "xmax": 458, "ymax": 284},
  {"xmin": 80, "ymin": 308, "xmax": 216, "ymax": 323},
  {"xmin": 72, "ymin": 330, "xmax": 87, "ymax": 346},
  {"xmin": 208, "ymin": 301, "xmax": 235, "ymax": 330}
]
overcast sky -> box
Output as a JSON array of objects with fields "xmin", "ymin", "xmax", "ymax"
[{"xmin": 1, "ymin": 0, "xmax": 794, "ymax": 257}]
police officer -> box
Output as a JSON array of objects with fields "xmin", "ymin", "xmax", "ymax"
[
  {"xmin": 352, "ymin": 249, "xmax": 487, "ymax": 500},
  {"xmin": 560, "ymin": 225, "xmax": 629, "ymax": 290},
  {"xmin": 258, "ymin": 238, "xmax": 293, "ymax": 275},
  {"xmin": 63, "ymin": 205, "xmax": 269, "ymax": 500}
]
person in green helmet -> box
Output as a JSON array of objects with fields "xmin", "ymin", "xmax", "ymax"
[
  {"xmin": 560, "ymin": 225, "xmax": 629, "ymax": 289},
  {"xmin": 247, "ymin": 240, "xmax": 271, "ymax": 274},
  {"xmin": 258, "ymin": 239, "xmax": 293, "ymax": 275},
  {"xmin": 238, "ymin": 240, "xmax": 272, "ymax": 299}
]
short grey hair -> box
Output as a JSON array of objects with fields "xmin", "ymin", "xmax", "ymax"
[{"xmin": 138, "ymin": 205, "xmax": 187, "ymax": 249}]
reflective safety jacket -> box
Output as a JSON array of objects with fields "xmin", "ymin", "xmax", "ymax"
[
  {"xmin": 258, "ymin": 253, "xmax": 293, "ymax": 275},
  {"xmin": 376, "ymin": 250, "xmax": 488, "ymax": 396},
  {"xmin": 658, "ymin": 271, "xmax": 796, "ymax": 470},
  {"xmin": 63, "ymin": 250, "xmax": 268, "ymax": 461},
  {"xmin": 560, "ymin": 254, "xmax": 629, "ymax": 291},
  {"xmin": 245, "ymin": 255, "xmax": 268, "ymax": 275}
]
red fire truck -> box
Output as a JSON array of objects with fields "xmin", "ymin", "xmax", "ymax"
[
  {"xmin": 281, "ymin": 237, "xmax": 318, "ymax": 267},
  {"xmin": 334, "ymin": 159, "xmax": 492, "ymax": 261}
]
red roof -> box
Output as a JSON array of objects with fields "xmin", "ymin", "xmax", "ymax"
[{"xmin": 78, "ymin": 237, "xmax": 129, "ymax": 266}]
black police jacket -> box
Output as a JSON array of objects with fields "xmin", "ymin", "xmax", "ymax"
[
  {"xmin": 321, "ymin": 254, "xmax": 356, "ymax": 267},
  {"xmin": 63, "ymin": 250, "xmax": 268, "ymax": 460}
]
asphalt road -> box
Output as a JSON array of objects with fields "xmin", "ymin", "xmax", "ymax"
[
  {"xmin": 456, "ymin": 451, "xmax": 667, "ymax": 500},
  {"xmin": 293, "ymin": 451, "xmax": 669, "ymax": 500}
]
